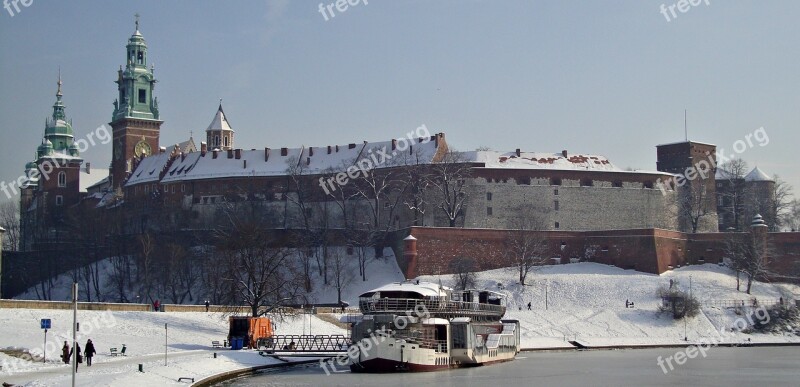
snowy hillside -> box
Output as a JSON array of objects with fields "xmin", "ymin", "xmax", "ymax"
[
  {"xmin": 15, "ymin": 247, "xmax": 406, "ymax": 306},
  {"xmin": 421, "ymin": 263, "xmax": 800, "ymax": 347}
]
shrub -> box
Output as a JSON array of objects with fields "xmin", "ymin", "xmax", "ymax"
[
  {"xmin": 744, "ymin": 305, "xmax": 799, "ymax": 334},
  {"xmin": 656, "ymin": 285, "xmax": 700, "ymax": 320}
]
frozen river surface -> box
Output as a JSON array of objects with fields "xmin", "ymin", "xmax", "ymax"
[{"xmin": 222, "ymin": 346, "xmax": 800, "ymax": 387}]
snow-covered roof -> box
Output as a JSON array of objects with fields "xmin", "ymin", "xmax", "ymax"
[
  {"xmin": 745, "ymin": 167, "xmax": 772, "ymax": 182},
  {"xmin": 158, "ymin": 137, "xmax": 441, "ymax": 184},
  {"xmin": 126, "ymin": 152, "xmax": 172, "ymax": 186},
  {"xmin": 656, "ymin": 140, "xmax": 716, "ymax": 147},
  {"xmin": 360, "ymin": 281, "xmax": 451, "ymax": 298},
  {"xmin": 80, "ymin": 168, "xmax": 110, "ymax": 192},
  {"xmin": 466, "ymin": 150, "xmax": 666, "ymax": 175},
  {"xmin": 206, "ymin": 105, "xmax": 233, "ymax": 133}
]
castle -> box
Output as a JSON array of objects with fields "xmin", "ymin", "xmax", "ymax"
[{"xmin": 15, "ymin": 20, "xmax": 795, "ymax": 279}]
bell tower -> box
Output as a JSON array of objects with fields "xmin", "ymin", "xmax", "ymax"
[{"xmin": 110, "ymin": 14, "xmax": 163, "ymax": 189}]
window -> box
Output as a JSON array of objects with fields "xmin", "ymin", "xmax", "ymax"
[
  {"xmin": 55, "ymin": 195, "xmax": 63, "ymax": 206},
  {"xmin": 487, "ymin": 207, "xmax": 493, "ymax": 216},
  {"xmin": 137, "ymin": 51, "xmax": 143, "ymax": 64},
  {"xmin": 144, "ymin": 185, "xmax": 149, "ymax": 194},
  {"xmin": 224, "ymin": 136, "xmax": 229, "ymax": 147},
  {"xmin": 171, "ymin": 185, "xmax": 175, "ymax": 193},
  {"xmin": 554, "ymin": 200, "xmax": 559, "ymax": 211},
  {"xmin": 138, "ymin": 89, "xmax": 146, "ymax": 104},
  {"xmin": 57, "ymin": 172, "xmax": 66, "ymax": 187},
  {"xmin": 580, "ymin": 179, "xmax": 593, "ymax": 187},
  {"xmin": 214, "ymin": 135, "xmax": 220, "ymax": 147},
  {"xmin": 181, "ymin": 184, "xmax": 185, "ymax": 193},
  {"xmin": 486, "ymin": 192, "xmax": 493, "ymax": 201},
  {"xmin": 613, "ymin": 181, "xmax": 623, "ymax": 188},
  {"xmin": 554, "ymin": 189, "xmax": 559, "ymax": 195},
  {"xmin": 554, "ymin": 221, "xmax": 560, "ymax": 229},
  {"xmin": 644, "ymin": 181, "xmax": 654, "ymax": 189},
  {"xmin": 551, "ymin": 177, "xmax": 562, "ymax": 186}
]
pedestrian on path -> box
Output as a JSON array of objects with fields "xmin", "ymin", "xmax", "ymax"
[
  {"xmin": 527, "ymin": 302, "xmax": 531, "ymax": 310},
  {"xmin": 61, "ymin": 341, "xmax": 70, "ymax": 364},
  {"xmin": 84, "ymin": 339, "xmax": 96, "ymax": 366}
]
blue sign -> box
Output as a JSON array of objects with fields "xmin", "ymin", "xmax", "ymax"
[{"xmin": 41, "ymin": 319, "xmax": 51, "ymax": 330}]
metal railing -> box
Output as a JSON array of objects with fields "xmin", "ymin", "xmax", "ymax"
[
  {"xmin": 391, "ymin": 334, "xmax": 448, "ymax": 353},
  {"xmin": 259, "ymin": 334, "xmax": 350, "ymax": 353},
  {"xmin": 700, "ymin": 299, "xmax": 783, "ymax": 308},
  {"xmin": 359, "ymin": 298, "xmax": 506, "ymax": 317}
]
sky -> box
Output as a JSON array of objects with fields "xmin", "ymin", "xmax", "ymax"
[{"xmin": 1, "ymin": 0, "xmax": 798, "ymax": 204}]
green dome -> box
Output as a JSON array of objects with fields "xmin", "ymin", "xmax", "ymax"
[{"xmin": 25, "ymin": 161, "xmax": 37, "ymax": 170}]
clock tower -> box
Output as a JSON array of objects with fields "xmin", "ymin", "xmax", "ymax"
[{"xmin": 110, "ymin": 15, "xmax": 163, "ymax": 189}]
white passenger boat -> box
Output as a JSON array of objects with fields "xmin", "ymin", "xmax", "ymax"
[{"xmin": 348, "ymin": 280, "xmax": 520, "ymax": 373}]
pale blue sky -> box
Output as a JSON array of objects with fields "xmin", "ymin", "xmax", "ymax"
[{"xmin": 1, "ymin": 0, "xmax": 798, "ymax": 202}]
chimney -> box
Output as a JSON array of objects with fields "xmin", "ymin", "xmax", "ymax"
[
  {"xmin": 327, "ymin": 145, "xmax": 332, "ymax": 154},
  {"xmin": 391, "ymin": 139, "xmax": 397, "ymax": 151},
  {"xmin": 235, "ymin": 149, "xmax": 241, "ymax": 159},
  {"xmin": 348, "ymin": 143, "xmax": 356, "ymax": 149},
  {"xmin": 403, "ymin": 234, "xmax": 418, "ymax": 279},
  {"xmin": 309, "ymin": 147, "xmax": 314, "ymax": 157},
  {"xmin": 516, "ymin": 149, "xmax": 521, "ymax": 157},
  {"xmin": 281, "ymin": 147, "xmax": 288, "ymax": 156},
  {"xmin": 336, "ymin": 145, "xmax": 340, "ymax": 152},
  {"xmin": 264, "ymin": 147, "xmax": 271, "ymax": 161},
  {"xmin": 84, "ymin": 162, "xmax": 91, "ymax": 174},
  {"xmin": 212, "ymin": 150, "xmax": 218, "ymax": 159},
  {"xmin": 562, "ymin": 150, "xmax": 568, "ymax": 158},
  {"xmin": 306, "ymin": 157, "xmax": 311, "ymax": 166},
  {"xmin": 227, "ymin": 149, "xmax": 234, "ymax": 159},
  {"xmin": 160, "ymin": 146, "xmax": 167, "ymax": 154},
  {"xmin": 201, "ymin": 142, "xmax": 207, "ymax": 156}
]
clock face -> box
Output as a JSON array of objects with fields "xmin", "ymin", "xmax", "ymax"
[{"xmin": 135, "ymin": 140, "xmax": 151, "ymax": 157}]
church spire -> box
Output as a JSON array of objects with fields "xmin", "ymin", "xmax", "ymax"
[{"xmin": 52, "ymin": 69, "xmax": 66, "ymax": 121}]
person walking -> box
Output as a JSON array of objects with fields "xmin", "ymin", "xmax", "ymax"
[
  {"xmin": 154, "ymin": 299, "xmax": 161, "ymax": 312},
  {"xmin": 69, "ymin": 343, "xmax": 82, "ymax": 372},
  {"xmin": 61, "ymin": 341, "xmax": 70, "ymax": 364},
  {"xmin": 205, "ymin": 300, "xmax": 210, "ymax": 312},
  {"xmin": 527, "ymin": 302, "xmax": 531, "ymax": 310},
  {"xmin": 84, "ymin": 339, "xmax": 96, "ymax": 367}
]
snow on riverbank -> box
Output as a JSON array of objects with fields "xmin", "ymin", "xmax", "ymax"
[
  {"xmin": 421, "ymin": 263, "xmax": 800, "ymax": 348},
  {"xmin": 0, "ymin": 309, "xmax": 344, "ymax": 386}
]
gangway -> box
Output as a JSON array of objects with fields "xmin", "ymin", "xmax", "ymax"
[{"xmin": 258, "ymin": 334, "xmax": 350, "ymax": 353}]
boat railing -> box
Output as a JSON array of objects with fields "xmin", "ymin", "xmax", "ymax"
[
  {"xmin": 359, "ymin": 297, "xmax": 505, "ymax": 316},
  {"xmin": 391, "ymin": 334, "xmax": 448, "ymax": 353}
]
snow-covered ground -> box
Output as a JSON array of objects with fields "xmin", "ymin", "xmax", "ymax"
[
  {"xmin": 0, "ymin": 309, "xmax": 345, "ymax": 386},
  {"xmin": 421, "ymin": 263, "xmax": 800, "ymax": 348},
  {"xmin": 4, "ymin": 262, "xmax": 799, "ymax": 386}
]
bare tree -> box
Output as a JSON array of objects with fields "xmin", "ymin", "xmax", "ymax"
[
  {"xmin": 0, "ymin": 201, "xmax": 20, "ymax": 251},
  {"xmin": 724, "ymin": 231, "xmax": 774, "ymax": 294},
  {"xmin": 329, "ymin": 248, "xmax": 353, "ymax": 305},
  {"xmin": 427, "ymin": 149, "xmax": 472, "ymax": 227},
  {"xmin": 784, "ymin": 199, "xmax": 800, "ymax": 232},
  {"xmin": 215, "ymin": 202, "xmax": 303, "ymax": 317},
  {"xmin": 676, "ymin": 180, "xmax": 713, "ymax": 233},
  {"xmin": 504, "ymin": 206, "xmax": 551, "ymax": 285},
  {"xmin": 137, "ymin": 233, "xmax": 155, "ymax": 302},
  {"xmin": 767, "ymin": 175, "xmax": 793, "ymax": 231},
  {"xmin": 450, "ymin": 256, "xmax": 478, "ymax": 291},
  {"xmin": 717, "ymin": 159, "xmax": 750, "ymax": 231}
]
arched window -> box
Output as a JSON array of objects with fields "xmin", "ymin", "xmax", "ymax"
[
  {"xmin": 224, "ymin": 136, "xmax": 229, "ymax": 148},
  {"xmin": 215, "ymin": 135, "xmax": 220, "ymax": 147},
  {"xmin": 58, "ymin": 172, "xmax": 66, "ymax": 187}
]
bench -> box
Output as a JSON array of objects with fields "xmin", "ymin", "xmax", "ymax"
[
  {"xmin": 211, "ymin": 340, "xmax": 222, "ymax": 348},
  {"xmin": 177, "ymin": 377, "xmax": 195, "ymax": 383},
  {"xmin": 110, "ymin": 345, "xmax": 127, "ymax": 356}
]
